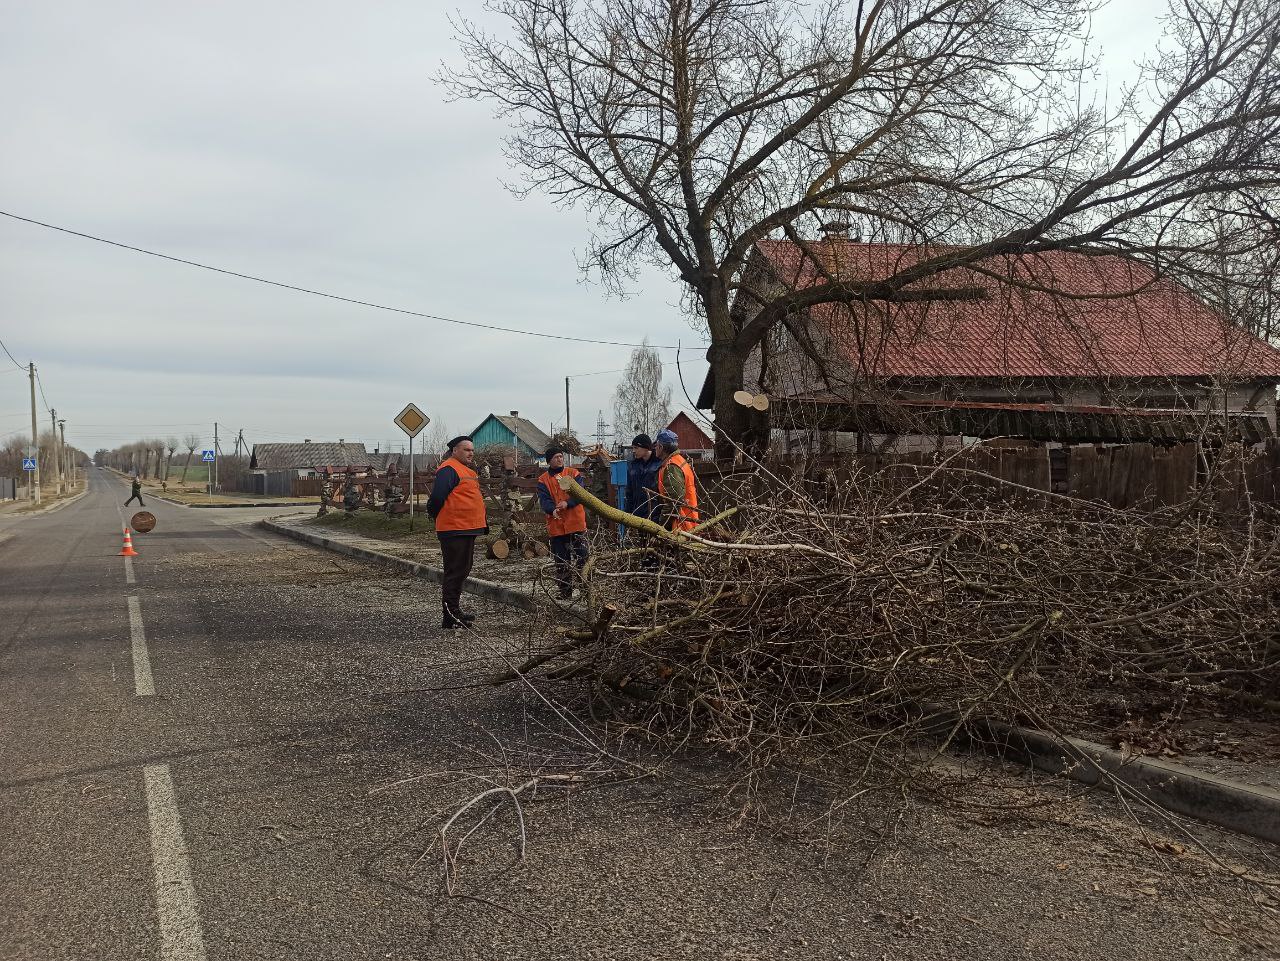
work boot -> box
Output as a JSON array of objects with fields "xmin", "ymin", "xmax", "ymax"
[{"xmin": 442, "ymin": 610, "xmax": 475, "ymax": 629}]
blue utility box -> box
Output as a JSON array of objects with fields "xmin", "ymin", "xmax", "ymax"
[{"xmin": 610, "ymin": 458, "xmax": 629, "ymax": 541}]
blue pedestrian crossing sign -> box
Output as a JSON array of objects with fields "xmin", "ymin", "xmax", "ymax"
[
  {"xmin": 22, "ymin": 457, "xmax": 36, "ymax": 471},
  {"xmin": 201, "ymin": 450, "xmax": 215, "ymax": 462}
]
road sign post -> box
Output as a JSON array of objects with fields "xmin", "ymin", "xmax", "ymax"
[
  {"xmin": 201, "ymin": 450, "xmax": 215, "ymax": 497},
  {"xmin": 393, "ymin": 404, "xmax": 430, "ymax": 531}
]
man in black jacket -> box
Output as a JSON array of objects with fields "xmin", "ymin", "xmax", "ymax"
[
  {"xmin": 125, "ymin": 476, "xmax": 145, "ymax": 507},
  {"xmin": 624, "ymin": 434, "xmax": 661, "ymax": 522}
]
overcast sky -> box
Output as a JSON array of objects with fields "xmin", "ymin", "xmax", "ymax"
[{"xmin": 0, "ymin": 0, "xmax": 1163, "ymax": 455}]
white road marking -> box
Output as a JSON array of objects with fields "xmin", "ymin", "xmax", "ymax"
[
  {"xmin": 125, "ymin": 556, "xmax": 136, "ymax": 585},
  {"xmin": 143, "ymin": 764, "xmax": 208, "ymax": 961},
  {"xmin": 128, "ymin": 596, "xmax": 156, "ymax": 696}
]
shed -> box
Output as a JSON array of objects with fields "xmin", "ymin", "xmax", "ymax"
[
  {"xmin": 665, "ymin": 412, "xmax": 715, "ymax": 458},
  {"xmin": 470, "ymin": 411, "xmax": 552, "ymax": 460},
  {"xmin": 249, "ymin": 440, "xmax": 369, "ymax": 477}
]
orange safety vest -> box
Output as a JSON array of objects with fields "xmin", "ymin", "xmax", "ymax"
[
  {"xmin": 434, "ymin": 457, "xmax": 487, "ymax": 533},
  {"xmin": 538, "ymin": 467, "xmax": 588, "ymax": 537},
  {"xmin": 657, "ymin": 452, "xmax": 699, "ymax": 531}
]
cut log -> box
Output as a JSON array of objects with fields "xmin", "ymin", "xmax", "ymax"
[
  {"xmin": 733, "ymin": 389, "xmax": 755, "ymax": 407},
  {"xmin": 522, "ymin": 544, "xmax": 538, "ymax": 560},
  {"xmin": 751, "ymin": 393, "xmax": 770, "ymax": 411},
  {"xmin": 487, "ymin": 539, "xmax": 510, "ymax": 560},
  {"xmin": 533, "ymin": 542, "xmax": 550, "ymax": 558}
]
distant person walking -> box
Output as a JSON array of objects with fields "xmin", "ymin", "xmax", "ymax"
[
  {"xmin": 537, "ymin": 446, "xmax": 589, "ymax": 599},
  {"xmin": 124, "ymin": 476, "xmax": 145, "ymax": 507},
  {"xmin": 653, "ymin": 429, "xmax": 699, "ymax": 532},
  {"xmin": 427, "ymin": 436, "xmax": 488, "ymax": 628}
]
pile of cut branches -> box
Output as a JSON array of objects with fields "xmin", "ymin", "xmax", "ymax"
[{"xmin": 496, "ymin": 468, "xmax": 1280, "ymax": 770}]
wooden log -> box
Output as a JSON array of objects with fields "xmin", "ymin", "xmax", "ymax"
[{"xmin": 487, "ymin": 539, "xmax": 510, "ymax": 560}]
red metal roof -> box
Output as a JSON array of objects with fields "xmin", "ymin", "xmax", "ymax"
[
  {"xmin": 667, "ymin": 411, "xmax": 714, "ymax": 450},
  {"xmin": 754, "ymin": 240, "xmax": 1280, "ymax": 379}
]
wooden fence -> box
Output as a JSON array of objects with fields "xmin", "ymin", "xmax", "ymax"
[{"xmin": 694, "ymin": 439, "xmax": 1280, "ymax": 512}]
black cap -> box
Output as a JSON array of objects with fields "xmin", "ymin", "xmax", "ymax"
[
  {"xmin": 631, "ymin": 433, "xmax": 652, "ymax": 450},
  {"xmin": 545, "ymin": 444, "xmax": 566, "ymax": 461},
  {"xmin": 446, "ymin": 435, "xmax": 471, "ymax": 453}
]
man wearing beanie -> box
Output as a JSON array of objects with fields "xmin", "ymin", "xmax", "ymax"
[
  {"xmin": 427, "ymin": 435, "xmax": 488, "ymax": 628},
  {"xmin": 625, "ymin": 433, "xmax": 661, "ymax": 523},
  {"xmin": 536, "ymin": 445, "xmax": 589, "ymax": 599},
  {"xmin": 654, "ymin": 428, "xmax": 700, "ymax": 531}
]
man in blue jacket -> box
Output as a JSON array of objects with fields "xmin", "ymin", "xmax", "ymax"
[{"xmin": 624, "ymin": 433, "xmax": 661, "ymax": 522}]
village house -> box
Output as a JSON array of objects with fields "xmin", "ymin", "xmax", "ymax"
[
  {"xmin": 249, "ymin": 440, "xmax": 370, "ymax": 477},
  {"xmin": 699, "ymin": 236, "xmax": 1280, "ymax": 448},
  {"xmin": 469, "ymin": 411, "xmax": 552, "ymax": 460},
  {"xmin": 664, "ymin": 412, "xmax": 715, "ymax": 460}
]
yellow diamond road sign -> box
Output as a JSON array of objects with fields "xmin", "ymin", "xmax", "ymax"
[{"xmin": 395, "ymin": 403, "xmax": 430, "ymax": 438}]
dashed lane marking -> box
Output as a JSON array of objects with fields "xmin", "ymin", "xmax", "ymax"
[
  {"xmin": 143, "ymin": 764, "xmax": 208, "ymax": 961},
  {"xmin": 125, "ymin": 555, "xmax": 136, "ymax": 585},
  {"xmin": 128, "ymin": 595, "xmax": 155, "ymax": 696}
]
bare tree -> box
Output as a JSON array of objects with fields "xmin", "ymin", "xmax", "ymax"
[
  {"xmin": 421, "ymin": 419, "xmax": 453, "ymax": 461},
  {"xmin": 447, "ymin": 0, "xmax": 1280, "ymax": 451},
  {"xmin": 180, "ymin": 433, "xmax": 200, "ymax": 486},
  {"xmin": 613, "ymin": 339, "xmax": 673, "ymax": 438},
  {"xmin": 164, "ymin": 436, "xmax": 179, "ymax": 483}
]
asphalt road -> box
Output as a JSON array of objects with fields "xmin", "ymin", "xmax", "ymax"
[{"xmin": 1, "ymin": 469, "xmax": 1277, "ymax": 960}]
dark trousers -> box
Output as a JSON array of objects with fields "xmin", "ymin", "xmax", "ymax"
[
  {"xmin": 125, "ymin": 493, "xmax": 145, "ymax": 506},
  {"xmin": 549, "ymin": 532, "xmax": 589, "ymax": 596},
  {"xmin": 439, "ymin": 535, "xmax": 477, "ymax": 615}
]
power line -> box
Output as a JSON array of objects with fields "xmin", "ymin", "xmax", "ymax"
[
  {"xmin": 0, "ymin": 209, "xmax": 709, "ymax": 352},
  {"xmin": 0, "ymin": 336, "xmax": 25, "ymax": 371},
  {"xmin": 566, "ymin": 367, "xmax": 627, "ymax": 378},
  {"xmin": 35, "ymin": 370, "xmax": 50, "ymax": 411}
]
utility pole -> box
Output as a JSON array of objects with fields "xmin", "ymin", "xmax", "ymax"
[
  {"xmin": 58, "ymin": 419, "xmax": 68, "ymax": 490},
  {"xmin": 213, "ymin": 422, "xmax": 219, "ymax": 494},
  {"xmin": 49, "ymin": 407, "xmax": 61, "ymax": 495},
  {"xmin": 28, "ymin": 363, "xmax": 40, "ymax": 504},
  {"xmin": 565, "ymin": 377, "xmax": 571, "ymax": 436}
]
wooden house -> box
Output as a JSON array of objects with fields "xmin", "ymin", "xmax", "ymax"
[
  {"xmin": 469, "ymin": 411, "xmax": 552, "ymax": 461},
  {"xmin": 697, "ymin": 237, "xmax": 1280, "ymax": 448}
]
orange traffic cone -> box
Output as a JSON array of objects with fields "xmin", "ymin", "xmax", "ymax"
[{"xmin": 119, "ymin": 528, "xmax": 139, "ymax": 557}]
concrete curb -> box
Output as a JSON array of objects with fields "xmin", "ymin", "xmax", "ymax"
[
  {"xmin": 261, "ymin": 518, "xmax": 537, "ymax": 612},
  {"xmin": 150, "ymin": 493, "xmax": 312, "ymax": 509},
  {"xmin": 970, "ymin": 718, "xmax": 1280, "ymax": 844}
]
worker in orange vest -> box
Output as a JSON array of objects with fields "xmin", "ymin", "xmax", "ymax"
[
  {"xmin": 654, "ymin": 428, "xmax": 699, "ymax": 532},
  {"xmin": 536, "ymin": 445, "xmax": 589, "ymax": 599},
  {"xmin": 427, "ymin": 436, "xmax": 489, "ymax": 628}
]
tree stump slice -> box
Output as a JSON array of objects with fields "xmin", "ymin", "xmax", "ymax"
[{"xmin": 487, "ymin": 539, "xmax": 510, "ymax": 560}]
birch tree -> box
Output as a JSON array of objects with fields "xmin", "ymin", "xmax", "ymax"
[{"xmin": 613, "ymin": 340, "xmax": 673, "ymax": 438}]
